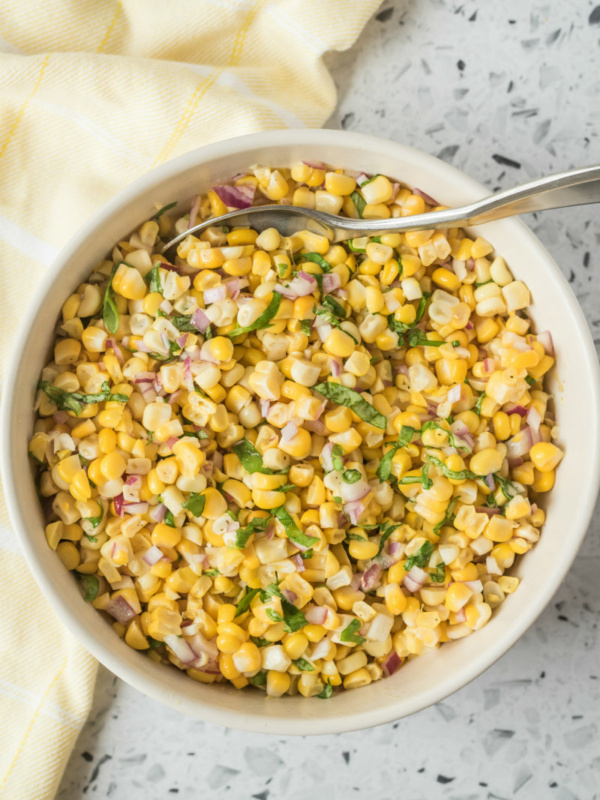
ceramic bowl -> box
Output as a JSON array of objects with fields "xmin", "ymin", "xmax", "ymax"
[{"xmin": 3, "ymin": 130, "xmax": 599, "ymax": 734}]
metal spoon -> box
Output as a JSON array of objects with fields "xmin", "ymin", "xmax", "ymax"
[{"xmin": 161, "ymin": 164, "xmax": 600, "ymax": 254}]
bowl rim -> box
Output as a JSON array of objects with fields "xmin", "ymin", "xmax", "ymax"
[{"xmin": 2, "ymin": 128, "xmax": 600, "ymax": 735}]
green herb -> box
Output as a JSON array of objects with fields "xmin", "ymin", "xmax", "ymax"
[
  {"xmin": 346, "ymin": 240, "xmax": 366, "ymax": 254},
  {"xmin": 149, "ymin": 339, "xmax": 182, "ymax": 362},
  {"xmin": 84, "ymin": 503, "xmax": 104, "ymax": 530},
  {"xmin": 182, "ymin": 429, "xmax": 210, "ymax": 441},
  {"xmin": 416, "ymin": 291, "xmax": 432, "ymax": 323},
  {"xmin": 433, "ymin": 497, "xmax": 458, "ymax": 535},
  {"xmin": 474, "ymin": 393, "xmax": 486, "ymax": 415},
  {"xmin": 182, "ymin": 492, "xmax": 206, "ymax": 517},
  {"xmin": 360, "ymin": 174, "xmax": 381, "ymax": 186},
  {"xmin": 38, "ymin": 381, "xmax": 128, "ymax": 416},
  {"xmin": 346, "ymin": 532, "xmax": 366, "ymax": 541},
  {"xmin": 233, "ymin": 440, "xmax": 273, "ymax": 474},
  {"xmin": 235, "ymin": 587, "xmax": 261, "ymax": 617},
  {"xmin": 370, "ymin": 236, "xmax": 382, "ymax": 243},
  {"xmin": 317, "ymin": 679, "xmax": 333, "ymax": 699},
  {"xmin": 274, "ymin": 483, "xmax": 295, "ymax": 493},
  {"xmin": 301, "ymin": 253, "xmax": 332, "ymax": 272},
  {"xmin": 406, "ymin": 329, "xmax": 456, "ymax": 348},
  {"xmin": 164, "ymin": 510, "xmax": 175, "ymax": 527},
  {"xmin": 266, "ymin": 608, "xmax": 284, "ymax": 623},
  {"xmin": 333, "ymin": 495, "xmax": 343, "ymax": 505},
  {"xmin": 370, "ymin": 356, "xmax": 380, "ymax": 365},
  {"xmin": 171, "ymin": 315, "xmax": 197, "ymax": 332},
  {"xmin": 495, "ymin": 473, "xmax": 520, "ymax": 501},
  {"xmin": 277, "ymin": 263, "xmax": 287, "ymax": 278},
  {"xmin": 426, "ymin": 455, "xmax": 478, "ymax": 482},
  {"xmin": 204, "ymin": 569, "xmax": 220, "ymax": 577},
  {"xmin": 322, "ymin": 295, "xmax": 346, "ymax": 318},
  {"xmin": 430, "ymin": 562, "xmax": 446, "ymax": 583},
  {"xmin": 227, "ymin": 292, "xmax": 282, "ymax": 338},
  {"xmin": 235, "ymin": 516, "xmax": 270, "ymax": 549},
  {"xmin": 147, "ymin": 637, "xmax": 163, "ymax": 649},
  {"xmin": 204, "ymin": 326, "xmax": 213, "ymax": 340},
  {"xmin": 525, "ymin": 375, "xmax": 536, "ymax": 386},
  {"xmin": 342, "ymin": 469, "xmax": 362, "ymax": 484},
  {"xmin": 314, "ymin": 382, "xmax": 387, "ymax": 430},
  {"xmin": 156, "ymin": 309, "xmax": 166, "ymax": 318},
  {"xmin": 398, "ymin": 475, "xmax": 425, "ymax": 485},
  {"xmin": 301, "ymin": 548, "xmax": 314, "ymax": 560},
  {"xmin": 315, "ymin": 307, "xmax": 358, "ymax": 343},
  {"xmin": 84, "ymin": 533, "xmax": 98, "ymax": 543},
  {"xmin": 350, "ymin": 190, "xmax": 366, "ymax": 218},
  {"xmin": 475, "ymin": 279, "xmax": 494, "ymax": 288},
  {"xmin": 147, "ymin": 431, "xmax": 154, "ymax": 443},
  {"xmin": 300, "ymin": 318, "xmax": 313, "ymax": 336},
  {"xmin": 273, "ymin": 506, "xmax": 316, "ymax": 550},
  {"xmin": 81, "ymin": 575, "xmax": 99, "ymax": 603},
  {"xmin": 293, "ymin": 657, "xmax": 314, "ymax": 672},
  {"xmin": 404, "ymin": 540, "xmax": 434, "ymax": 571},
  {"xmin": 260, "ymin": 583, "xmax": 308, "ymax": 633},
  {"xmin": 376, "ymin": 425, "xmax": 415, "ymax": 481},
  {"xmin": 152, "ymin": 201, "xmax": 177, "ymax": 219},
  {"xmin": 421, "ymin": 420, "xmax": 471, "ymax": 452},
  {"xmin": 250, "ymin": 636, "xmax": 271, "ymax": 648},
  {"xmin": 102, "ymin": 262, "xmax": 120, "ymax": 334},
  {"xmin": 145, "ymin": 263, "xmax": 162, "ymax": 293},
  {"xmin": 340, "ymin": 618, "xmax": 365, "ymax": 645},
  {"xmin": 251, "ymin": 671, "xmax": 268, "ymax": 687},
  {"xmin": 331, "ymin": 444, "xmax": 345, "ymax": 472},
  {"xmin": 377, "ymin": 520, "xmax": 401, "ymax": 555}
]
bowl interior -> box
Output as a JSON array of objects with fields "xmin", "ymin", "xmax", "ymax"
[{"xmin": 3, "ymin": 130, "xmax": 599, "ymax": 734}]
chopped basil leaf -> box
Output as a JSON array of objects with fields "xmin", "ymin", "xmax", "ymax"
[
  {"xmin": 495, "ymin": 473, "xmax": 520, "ymax": 500},
  {"xmin": 398, "ymin": 475, "xmax": 425, "ymax": 485},
  {"xmin": 145, "ymin": 263, "xmax": 162, "ymax": 293},
  {"xmin": 376, "ymin": 425, "xmax": 415, "ymax": 481},
  {"xmin": 346, "ymin": 240, "xmax": 366, "ymax": 254},
  {"xmin": 147, "ymin": 637, "xmax": 163, "ymax": 649},
  {"xmin": 38, "ymin": 381, "xmax": 128, "ymax": 416},
  {"xmin": 300, "ymin": 319, "xmax": 313, "ymax": 336},
  {"xmin": 426, "ymin": 455, "xmax": 478, "ymax": 482},
  {"xmin": 227, "ymin": 291, "xmax": 282, "ymax": 338},
  {"xmin": 322, "ymin": 295, "xmax": 346, "ymax": 318},
  {"xmin": 260, "ymin": 583, "xmax": 308, "ymax": 633},
  {"xmin": 251, "ymin": 671, "xmax": 268, "ymax": 687},
  {"xmin": 273, "ymin": 506, "xmax": 316, "ymax": 550},
  {"xmin": 293, "ymin": 657, "xmax": 314, "ymax": 672},
  {"xmin": 416, "ymin": 291, "xmax": 432, "ymax": 323},
  {"xmin": 233, "ymin": 440, "xmax": 273, "ymax": 474},
  {"xmin": 277, "ymin": 263, "xmax": 287, "ymax": 278},
  {"xmin": 84, "ymin": 504, "xmax": 104, "ymax": 530},
  {"xmin": 250, "ymin": 636, "xmax": 271, "ymax": 648},
  {"xmin": 525, "ymin": 375, "xmax": 536, "ymax": 386},
  {"xmin": 377, "ymin": 520, "xmax": 400, "ymax": 555},
  {"xmin": 314, "ymin": 307, "xmax": 358, "ymax": 343},
  {"xmin": 430, "ymin": 562, "xmax": 446, "ymax": 583},
  {"xmin": 301, "ymin": 548, "xmax": 313, "ymax": 560},
  {"xmin": 342, "ymin": 469, "xmax": 362, "ymax": 484},
  {"xmin": 404, "ymin": 540, "xmax": 434, "ymax": 571},
  {"xmin": 333, "ymin": 495, "xmax": 343, "ymax": 505},
  {"xmin": 81, "ymin": 575, "xmax": 99, "ymax": 603},
  {"xmin": 421, "ymin": 420, "xmax": 471, "ymax": 452},
  {"xmin": 182, "ymin": 492, "xmax": 206, "ymax": 517},
  {"xmin": 204, "ymin": 569, "xmax": 220, "ymax": 577},
  {"xmin": 164, "ymin": 510, "xmax": 175, "ymax": 527},
  {"xmin": 406, "ymin": 329, "xmax": 454, "ymax": 348},
  {"xmin": 266, "ymin": 608, "xmax": 284, "ymax": 622},
  {"xmin": 474, "ymin": 392, "xmax": 486, "ymax": 415},
  {"xmin": 340, "ymin": 618, "xmax": 365, "ymax": 645},
  {"xmin": 102, "ymin": 262, "xmax": 120, "ymax": 334},
  {"xmin": 84, "ymin": 533, "xmax": 97, "ymax": 543},
  {"xmin": 350, "ymin": 190, "xmax": 366, "ymax": 218},
  {"xmin": 235, "ymin": 587, "xmax": 261, "ymax": 616},
  {"xmin": 152, "ymin": 201, "xmax": 177, "ymax": 219},
  {"xmin": 346, "ymin": 533, "xmax": 366, "ymax": 541},
  {"xmin": 360, "ymin": 174, "xmax": 381, "ymax": 186},
  {"xmin": 274, "ymin": 483, "xmax": 296, "ymax": 493},
  {"xmin": 475, "ymin": 279, "xmax": 494, "ymax": 287},
  {"xmin": 314, "ymin": 382, "xmax": 387, "ymax": 430},
  {"xmin": 370, "ymin": 236, "xmax": 382, "ymax": 243},
  {"xmin": 301, "ymin": 253, "xmax": 332, "ymax": 272},
  {"xmin": 331, "ymin": 443, "xmax": 345, "ymax": 472},
  {"xmin": 171, "ymin": 315, "xmax": 197, "ymax": 332},
  {"xmin": 182, "ymin": 428, "xmax": 210, "ymax": 440},
  {"xmin": 433, "ymin": 497, "xmax": 458, "ymax": 535},
  {"xmin": 317, "ymin": 679, "xmax": 333, "ymax": 699},
  {"xmin": 234, "ymin": 516, "xmax": 269, "ymax": 548}
]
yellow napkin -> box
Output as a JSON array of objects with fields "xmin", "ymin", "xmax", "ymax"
[{"xmin": 0, "ymin": 1, "xmax": 380, "ymax": 797}]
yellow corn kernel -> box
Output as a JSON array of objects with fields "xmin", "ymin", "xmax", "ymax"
[
  {"xmin": 385, "ymin": 583, "xmax": 407, "ymax": 615},
  {"xmin": 267, "ymin": 670, "xmax": 291, "ymax": 697},
  {"xmin": 432, "ymin": 267, "xmax": 460, "ymax": 292},
  {"xmin": 445, "ymin": 582, "xmax": 472, "ymax": 612},
  {"xmin": 343, "ymin": 667, "xmax": 372, "ymax": 690},
  {"xmin": 498, "ymin": 575, "xmax": 520, "ymax": 593},
  {"xmin": 530, "ymin": 442, "xmax": 563, "ymax": 473},
  {"xmin": 348, "ymin": 539, "xmax": 379, "ymax": 561},
  {"xmin": 283, "ymin": 632, "xmax": 309, "ymax": 660},
  {"xmin": 532, "ymin": 468, "xmax": 555, "ymax": 492},
  {"xmin": 100, "ymin": 452, "xmax": 126, "ymax": 481}
]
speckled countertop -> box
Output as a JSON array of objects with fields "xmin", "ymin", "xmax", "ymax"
[{"xmin": 57, "ymin": 2, "xmax": 600, "ymax": 798}]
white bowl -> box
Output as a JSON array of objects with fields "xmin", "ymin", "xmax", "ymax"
[{"xmin": 3, "ymin": 130, "xmax": 599, "ymax": 735}]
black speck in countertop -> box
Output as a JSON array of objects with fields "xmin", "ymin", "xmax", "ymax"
[
  {"xmin": 507, "ymin": 80, "xmax": 514, "ymax": 93},
  {"xmin": 469, "ymin": 10, "xmax": 477, "ymax": 21},
  {"xmin": 457, "ymin": 59, "xmax": 466, "ymax": 71},
  {"xmin": 492, "ymin": 154, "xmax": 521, "ymax": 169},
  {"xmin": 375, "ymin": 7, "xmax": 394, "ymax": 22},
  {"xmin": 417, "ymin": 767, "xmax": 425, "ymax": 773},
  {"xmin": 168, "ymin": 790, "xmax": 179, "ymax": 794},
  {"xmin": 342, "ymin": 752, "xmax": 350, "ymax": 764},
  {"xmin": 252, "ymin": 793, "xmax": 269, "ymax": 800},
  {"xmin": 438, "ymin": 144, "xmax": 460, "ymax": 163},
  {"xmin": 583, "ymin": 252, "xmax": 590, "ymax": 267},
  {"xmin": 83, "ymin": 754, "xmax": 112, "ymax": 794},
  {"xmin": 540, "ymin": 670, "xmax": 546, "ymax": 678},
  {"xmin": 341, "ymin": 112, "xmax": 355, "ymax": 130},
  {"xmin": 437, "ymin": 775, "xmax": 455, "ymax": 784},
  {"xmin": 546, "ymin": 28, "xmax": 561, "ymax": 44},
  {"xmin": 81, "ymin": 752, "xmax": 93, "ymax": 763},
  {"xmin": 589, "ymin": 6, "xmax": 600, "ymax": 25}
]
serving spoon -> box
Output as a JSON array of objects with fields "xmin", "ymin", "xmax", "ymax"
[{"xmin": 161, "ymin": 164, "xmax": 600, "ymax": 254}]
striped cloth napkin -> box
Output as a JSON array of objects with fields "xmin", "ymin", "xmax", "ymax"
[{"xmin": 0, "ymin": 1, "xmax": 380, "ymax": 797}]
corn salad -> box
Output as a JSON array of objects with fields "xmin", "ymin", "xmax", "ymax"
[{"xmin": 30, "ymin": 163, "xmax": 563, "ymax": 699}]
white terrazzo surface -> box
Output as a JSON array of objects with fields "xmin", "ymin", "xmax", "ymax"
[{"xmin": 57, "ymin": 1, "xmax": 600, "ymax": 798}]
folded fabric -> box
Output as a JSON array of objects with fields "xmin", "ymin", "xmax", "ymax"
[{"xmin": 0, "ymin": 1, "xmax": 380, "ymax": 797}]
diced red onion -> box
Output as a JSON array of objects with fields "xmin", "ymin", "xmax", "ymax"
[
  {"xmin": 343, "ymin": 500, "xmax": 365, "ymax": 525},
  {"xmin": 281, "ymin": 589, "xmax": 298, "ymax": 605},
  {"xmin": 274, "ymin": 275, "xmax": 316, "ymax": 299},
  {"xmin": 466, "ymin": 320, "xmax": 474, "ymax": 330},
  {"xmin": 355, "ymin": 173, "xmax": 370, "ymax": 186},
  {"xmin": 504, "ymin": 403, "xmax": 528, "ymax": 417},
  {"xmin": 150, "ymin": 503, "xmax": 167, "ymax": 522},
  {"xmin": 164, "ymin": 633, "xmax": 198, "ymax": 666},
  {"xmin": 159, "ymin": 299, "xmax": 173, "ymax": 314},
  {"xmin": 168, "ymin": 389, "xmax": 183, "ymax": 405},
  {"xmin": 361, "ymin": 563, "xmax": 381, "ymax": 592},
  {"xmin": 321, "ymin": 442, "xmax": 334, "ymax": 472},
  {"xmin": 297, "ymin": 270, "xmax": 317, "ymax": 286},
  {"xmin": 113, "ymin": 494, "xmax": 125, "ymax": 517},
  {"xmin": 529, "ymin": 425, "xmax": 543, "ymax": 445},
  {"xmin": 177, "ymin": 333, "xmax": 189, "ymax": 348},
  {"xmin": 204, "ymin": 285, "xmax": 227, "ymax": 304},
  {"xmin": 143, "ymin": 545, "xmax": 164, "ymax": 566},
  {"xmin": 527, "ymin": 406, "xmax": 541, "ymax": 431},
  {"xmin": 135, "ymin": 340, "xmax": 151, "ymax": 353},
  {"xmin": 165, "ymin": 436, "xmax": 179, "ymax": 451},
  {"xmin": 302, "ymin": 160, "xmax": 326, "ymax": 169},
  {"xmin": 53, "ymin": 411, "xmax": 69, "ymax": 424},
  {"xmin": 506, "ymin": 427, "xmax": 533, "ymax": 460},
  {"xmin": 191, "ymin": 308, "xmax": 210, "ymax": 333},
  {"xmin": 310, "ymin": 637, "xmax": 331, "ymax": 661},
  {"xmin": 382, "ymin": 651, "xmax": 403, "ymax": 677},
  {"xmin": 212, "ymin": 184, "xmax": 255, "ymax": 209},
  {"xmin": 281, "ymin": 421, "xmax": 298, "ymax": 442},
  {"xmin": 331, "ymin": 358, "xmax": 342, "ymax": 378},
  {"xmin": 259, "ymin": 399, "xmax": 270, "ymax": 418},
  {"xmin": 304, "ymin": 419, "xmax": 327, "ymax": 435},
  {"xmin": 403, "ymin": 566, "xmax": 428, "ymax": 594},
  {"xmin": 447, "ymin": 384, "xmax": 462, "ymax": 405},
  {"xmin": 390, "ymin": 183, "xmax": 400, "ymax": 202},
  {"xmin": 322, "ymin": 272, "xmax": 341, "ymax": 294},
  {"xmin": 466, "ymin": 258, "xmax": 475, "ymax": 271},
  {"xmin": 483, "ymin": 358, "xmax": 496, "ymax": 374},
  {"xmin": 305, "ymin": 605, "xmax": 328, "ymax": 625},
  {"xmin": 291, "ymin": 553, "xmax": 305, "ymax": 572},
  {"xmin": 188, "ymin": 194, "xmax": 200, "ymax": 230},
  {"xmin": 537, "ymin": 330, "xmax": 554, "ymax": 357},
  {"xmin": 106, "ymin": 595, "xmax": 137, "ymax": 624},
  {"xmin": 475, "ymin": 506, "xmax": 501, "ymax": 517},
  {"xmin": 123, "ymin": 501, "xmax": 149, "ymax": 515},
  {"xmin": 484, "ymin": 473, "xmax": 495, "ymax": 491},
  {"xmin": 413, "ymin": 187, "xmax": 439, "ymax": 205},
  {"xmin": 342, "ymin": 479, "xmax": 371, "ymax": 503},
  {"xmin": 315, "ymin": 400, "xmax": 327, "ymax": 420},
  {"xmin": 463, "ymin": 579, "xmax": 483, "ymax": 593},
  {"xmin": 454, "ymin": 607, "xmax": 466, "ymax": 623}
]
